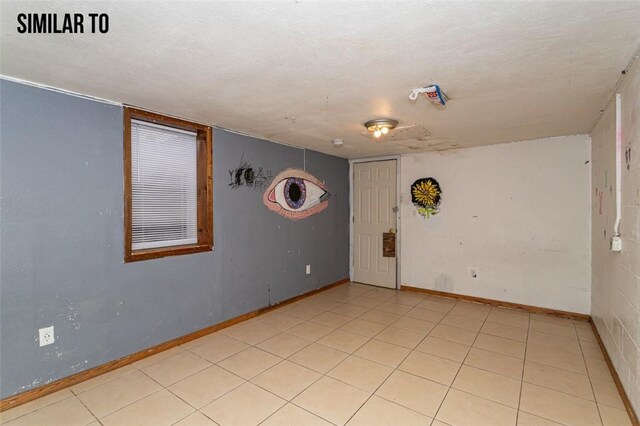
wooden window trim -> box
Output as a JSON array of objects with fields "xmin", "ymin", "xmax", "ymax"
[{"xmin": 123, "ymin": 107, "xmax": 213, "ymax": 262}]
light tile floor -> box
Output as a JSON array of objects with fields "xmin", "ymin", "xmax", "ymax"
[{"xmin": 0, "ymin": 282, "xmax": 633, "ymax": 426}]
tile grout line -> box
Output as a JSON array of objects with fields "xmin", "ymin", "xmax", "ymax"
[
  {"xmin": 0, "ymin": 391, "xmax": 77, "ymax": 424},
  {"xmin": 74, "ymin": 392, "xmax": 102, "ymax": 426},
  {"xmin": 167, "ymin": 405, "xmax": 199, "ymax": 426},
  {"xmin": 214, "ymin": 285, "xmax": 383, "ymax": 426},
  {"xmin": 117, "ymin": 367, "xmax": 201, "ymax": 421},
  {"xmin": 430, "ymin": 300, "xmax": 495, "ymax": 424},
  {"xmin": 576, "ymin": 322, "xmax": 607, "ymax": 425},
  {"xmin": 519, "ymin": 360, "xmax": 608, "ymax": 403},
  {"xmin": 345, "ymin": 296, "xmax": 540, "ymax": 422},
  {"xmin": 265, "ymin": 400, "xmax": 337, "ymax": 426},
  {"xmin": 71, "ymin": 366, "xmax": 171, "ymax": 423},
  {"xmin": 317, "ymin": 292, "xmax": 621, "ymax": 424},
  {"xmin": 341, "ymin": 294, "xmax": 440, "ymax": 425},
  {"xmin": 515, "ymin": 305, "xmax": 532, "ymax": 425},
  {"xmin": 301, "ymin": 288, "xmax": 413, "ymax": 422},
  {"xmin": 312, "ymin": 288, "xmax": 404, "ymax": 425},
  {"xmin": 202, "ymin": 329, "xmax": 330, "ymax": 424},
  {"xmin": 98, "ymin": 387, "xmax": 167, "ymax": 422},
  {"xmin": 324, "ymin": 289, "xmax": 402, "ymax": 424},
  {"xmin": 250, "ymin": 360, "xmax": 330, "ymax": 426},
  {"xmin": 138, "ymin": 345, "xmax": 239, "ymax": 422},
  {"xmin": 517, "ymin": 317, "xmax": 608, "ymax": 426}
]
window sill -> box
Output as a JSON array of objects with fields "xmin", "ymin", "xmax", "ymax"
[{"xmin": 125, "ymin": 243, "xmax": 213, "ymax": 263}]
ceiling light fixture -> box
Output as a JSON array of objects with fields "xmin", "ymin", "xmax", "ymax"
[{"xmin": 364, "ymin": 118, "xmax": 399, "ymax": 138}]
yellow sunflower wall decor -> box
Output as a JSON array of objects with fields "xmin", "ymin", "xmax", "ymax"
[{"xmin": 411, "ymin": 178, "xmax": 442, "ymax": 218}]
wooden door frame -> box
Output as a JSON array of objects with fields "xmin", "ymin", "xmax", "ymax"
[{"xmin": 349, "ymin": 156, "xmax": 401, "ymax": 289}]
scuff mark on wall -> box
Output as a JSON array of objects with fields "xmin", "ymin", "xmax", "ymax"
[
  {"xmin": 625, "ymin": 144, "xmax": 631, "ymax": 170},
  {"xmin": 65, "ymin": 299, "xmax": 81, "ymax": 330},
  {"xmin": 228, "ymin": 151, "xmax": 273, "ymax": 191},
  {"xmin": 598, "ymin": 189, "xmax": 603, "ymax": 215},
  {"xmin": 434, "ymin": 274, "xmax": 454, "ymax": 292},
  {"xmin": 69, "ymin": 362, "xmax": 84, "ymax": 371},
  {"xmin": 17, "ymin": 379, "xmax": 43, "ymax": 391}
]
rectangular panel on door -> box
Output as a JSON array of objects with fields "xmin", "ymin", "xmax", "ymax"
[{"xmin": 353, "ymin": 160, "xmax": 397, "ymax": 288}]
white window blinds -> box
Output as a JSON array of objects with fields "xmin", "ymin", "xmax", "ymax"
[{"xmin": 131, "ymin": 119, "xmax": 198, "ymax": 250}]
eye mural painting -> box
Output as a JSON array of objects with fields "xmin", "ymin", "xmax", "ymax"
[
  {"xmin": 263, "ymin": 168, "xmax": 331, "ymax": 220},
  {"xmin": 411, "ymin": 177, "xmax": 442, "ymax": 218}
]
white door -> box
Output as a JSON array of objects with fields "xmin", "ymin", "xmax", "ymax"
[{"xmin": 353, "ymin": 160, "xmax": 397, "ymax": 288}]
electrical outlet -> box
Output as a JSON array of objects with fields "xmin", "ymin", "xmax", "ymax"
[
  {"xmin": 39, "ymin": 326, "xmax": 55, "ymax": 347},
  {"xmin": 611, "ymin": 236, "xmax": 622, "ymax": 252},
  {"xmin": 305, "ymin": 264, "xmax": 311, "ymax": 275},
  {"xmin": 470, "ymin": 268, "xmax": 478, "ymax": 279}
]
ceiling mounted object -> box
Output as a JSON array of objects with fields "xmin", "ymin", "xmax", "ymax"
[
  {"xmin": 360, "ymin": 124, "xmax": 432, "ymax": 142},
  {"xmin": 364, "ymin": 118, "xmax": 399, "ymax": 138},
  {"xmin": 409, "ymin": 84, "xmax": 448, "ymax": 106}
]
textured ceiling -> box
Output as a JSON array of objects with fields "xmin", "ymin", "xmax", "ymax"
[{"xmin": 2, "ymin": 1, "xmax": 640, "ymax": 158}]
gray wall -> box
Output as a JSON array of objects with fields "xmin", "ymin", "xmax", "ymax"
[{"xmin": 0, "ymin": 79, "xmax": 349, "ymax": 398}]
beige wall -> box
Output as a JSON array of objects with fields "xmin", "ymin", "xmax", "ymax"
[
  {"xmin": 591, "ymin": 58, "xmax": 640, "ymax": 413},
  {"xmin": 400, "ymin": 135, "xmax": 592, "ymax": 314}
]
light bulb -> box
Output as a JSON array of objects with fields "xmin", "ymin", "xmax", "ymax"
[
  {"xmin": 374, "ymin": 129, "xmax": 382, "ymax": 138},
  {"xmin": 381, "ymin": 127, "xmax": 389, "ymax": 135}
]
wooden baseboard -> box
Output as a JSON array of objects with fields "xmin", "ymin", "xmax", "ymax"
[
  {"xmin": 401, "ymin": 285, "xmax": 591, "ymax": 322},
  {"xmin": 0, "ymin": 277, "xmax": 350, "ymax": 412},
  {"xmin": 590, "ymin": 320, "xmax": 639, "ymax": 425}
]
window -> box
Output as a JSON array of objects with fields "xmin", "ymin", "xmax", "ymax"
[{"xmin": 124, "ymin": 107, "xmax": 212, "ymax": 262}]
